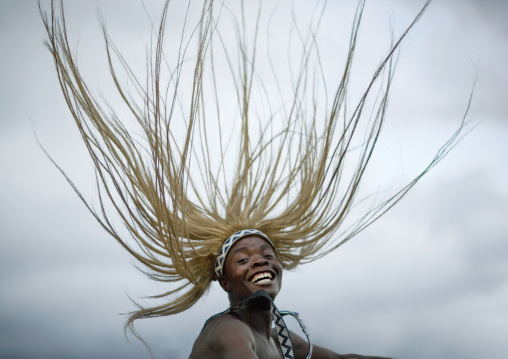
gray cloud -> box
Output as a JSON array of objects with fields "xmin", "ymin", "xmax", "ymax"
[{"xmin": 1, "ymin": 0, "xmax": 507, "ymax": 358}]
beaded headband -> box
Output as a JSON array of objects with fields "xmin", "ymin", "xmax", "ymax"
[{"xmin": 214, "ymin": 229, "xmax": 274, "ymax": 278}]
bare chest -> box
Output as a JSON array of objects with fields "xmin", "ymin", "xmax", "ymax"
[{"xmin": 253, "ymin": 331, "xmax": 283, "ymax": 359}]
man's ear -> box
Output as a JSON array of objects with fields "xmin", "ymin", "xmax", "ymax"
[{"xmin": 219, "ymin": 276, "xmax": 231, "ymax": 292}]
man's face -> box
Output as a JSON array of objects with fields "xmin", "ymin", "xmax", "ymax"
[{"xmin": 220, "ymin": 236, "xmax": 283, "ymax": 304}]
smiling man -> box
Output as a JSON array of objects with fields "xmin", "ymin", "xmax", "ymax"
[
  {"xmin": 40, "ymin": 0, "xmax": 463, "ymax": 357},
  {"xmin": 189, "ymin": 231, "xmax": 392, "ymax": 359}
]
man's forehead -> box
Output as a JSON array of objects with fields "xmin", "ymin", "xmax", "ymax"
[
  {"xmin": 229, "ymin": 236, "xmax": 275, "ymax": 255},
  {"xmin": 232, "ymin": 242, "xmax": 273, "ymax": 255}
]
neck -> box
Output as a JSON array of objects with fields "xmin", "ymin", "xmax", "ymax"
[{"xmin": 231, "ymin": 292, "xmax": 273, "ymax": 338}]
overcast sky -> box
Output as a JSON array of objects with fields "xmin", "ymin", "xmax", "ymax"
[{"xmin": 1, "ymin": 0, "xmax": 507, "ymax": 358}]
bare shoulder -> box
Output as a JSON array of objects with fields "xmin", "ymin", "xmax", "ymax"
[{"xmin": 189, "ymin": 313, "xmax": 258, "ymax": 359}]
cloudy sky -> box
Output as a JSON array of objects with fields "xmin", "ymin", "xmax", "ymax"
[{"xmin": 1, "ymin": 0, "xmax": 507, "ymax": 358}]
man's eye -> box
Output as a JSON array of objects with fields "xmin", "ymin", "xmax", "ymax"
[
  {"xmin": 264, "ymin": 254, "xmax": 274, "ymax": 259},
  {"xmin": 237, "ymin": 258, "xmax": 248, "ymax": 264}
]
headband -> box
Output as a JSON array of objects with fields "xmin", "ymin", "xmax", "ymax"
[{"xmin": 214, "ymin": 229, "xmax": 274, "ymax": 278}]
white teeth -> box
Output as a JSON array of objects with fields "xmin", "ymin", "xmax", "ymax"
[
  {"xmin": 250, "ymin": 272, "xmax": 273, "ymax": 283},
  {"xmin": 256, "ymin": 278, "xmax": 271, "ymax": 284}
]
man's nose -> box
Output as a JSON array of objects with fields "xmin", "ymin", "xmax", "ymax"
[{"xmin": 252, "ymin": 255, "xmax": 268, "ymax": 267}]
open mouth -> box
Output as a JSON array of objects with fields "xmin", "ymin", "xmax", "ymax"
[{"xmin": 249, "ymin": 271, "xmax": 274, "ymax": 284}]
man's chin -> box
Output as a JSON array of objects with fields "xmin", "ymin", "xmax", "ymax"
[{"xmin": 248, "ymin": 282, "xmax": 279, "ymax": 299}]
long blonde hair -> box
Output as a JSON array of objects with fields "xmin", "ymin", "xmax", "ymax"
[{"xmin": 39, "ymin": 0, "xmax": 472, "ymax": 335}]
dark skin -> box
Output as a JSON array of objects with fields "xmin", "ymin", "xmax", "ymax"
[{"xmin": 189, "ymin": 236, "xmax": 392, "ymax": 359}]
